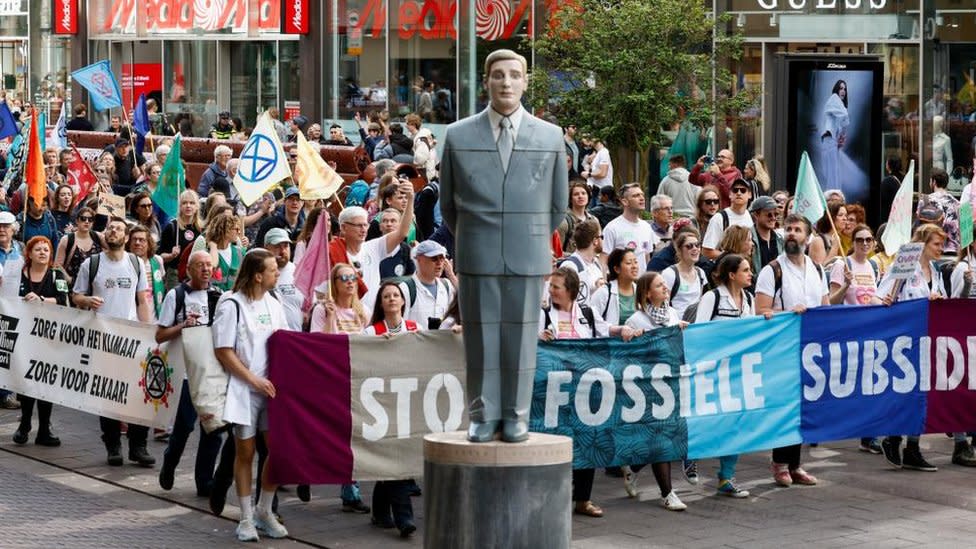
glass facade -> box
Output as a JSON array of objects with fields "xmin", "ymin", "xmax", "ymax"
[{"xmin": 0, "ymin": 0, "xmax": 71, "ymax": 120}]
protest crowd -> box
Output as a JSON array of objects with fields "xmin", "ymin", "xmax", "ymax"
[{"xmin": 1, "ymin": 74, "xmax": 976, "ymax": 543}]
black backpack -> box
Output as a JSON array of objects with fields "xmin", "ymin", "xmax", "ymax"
[
  {"xmin": 683, "ymin": 287, "xmax": 754, "ymax": 323},
  {"xmin": 767, "ymin": 258, "xmax": 823, "ymax": 309},
  {"xmin": 84, "ymin": 252, "xmax": 143, "ymax": 307},
  {"xmin": 938, "ymin": 260, "xmax": 956, "ymax": 297},
  {"xmin": 666, "ymin": 264, "xmax": 707, "ymax": 303},
  {"xmin": 173, "ymin": 283, "xmax": 224, "ymax": 326},
  {"xmin": 542, "ymin": 304, "xmax": 597, "ymax": 338}
]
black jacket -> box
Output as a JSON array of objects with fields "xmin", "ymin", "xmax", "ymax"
[{"xmin": 389, "ymin": 133, "xmax": 413, "ymax": 156}]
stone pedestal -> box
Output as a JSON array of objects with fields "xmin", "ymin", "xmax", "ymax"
[{"xmin": 423, "ymin": 432, "xmax": 573, "ymax": 549}]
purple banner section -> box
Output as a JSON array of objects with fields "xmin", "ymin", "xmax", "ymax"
[
  {"xmin": 267, "ymin": 331, "xmax": 353, "ymax": 485},
  {"xmin": 926, "ymin": 299, "xmax": 976, "ymax": 433}
]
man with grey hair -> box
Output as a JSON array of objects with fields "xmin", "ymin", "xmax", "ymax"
[
  {"xmin": 328, "ymin": 186, "xmax": 415, "ymax": 311},
  {"xmin": 440, "ymin": 48, "xmax": 568, "ymax": 442},
  {"xmin": 198, "ymin": 144, "xmax": 233, "ymax": 197},
  {"xmin": 156, "ymin": 249, "xmax": 225, "ymax": 495},
  {"xmin": 154, "ymin": 144, "xmax": 172, "ymax": 167},
  {"xmin": 649, "ymin": 194, "xmax": 674, "ymax": 252}
]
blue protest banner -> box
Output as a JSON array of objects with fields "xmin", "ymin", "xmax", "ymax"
[
  {"xmin": 683, "ymin": 313, "xmax": 803, "ymax": 460},
  {"xmin": 799, "ymin": 300, "xmax": 928, "ymax": 442},
  {"xmin": 71, "ymin": 60, "xmax": 123, "ymax": 111},
  {"xmin": 531, "ymin": 328, "xmax": 688, "ymax": 469},
  {"xmin": 0, "ymin": 101, "xmax": 17, "ymax": 140}
]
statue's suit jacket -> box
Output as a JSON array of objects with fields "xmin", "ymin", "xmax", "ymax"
[{"xmin": 439, "ymin": 109, "xmax": 568, "ymax": 276}]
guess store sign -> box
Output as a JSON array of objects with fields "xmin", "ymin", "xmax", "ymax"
[{"xmin": 94, "ymin": 0, "xmax": 284, "ymax": 35}]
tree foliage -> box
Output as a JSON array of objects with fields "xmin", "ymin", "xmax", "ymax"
[{"xmin": 529, "ymin": 0, "xmax": 753, "ymax": 155}]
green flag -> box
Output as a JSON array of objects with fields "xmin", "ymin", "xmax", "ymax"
[
  {"xmin": 793, "ymin": 151, "xmax": 827, "ymax": 226},
  {"xmin": 153, "ymin": 135, "xmax": 184, "ymax": 219}
]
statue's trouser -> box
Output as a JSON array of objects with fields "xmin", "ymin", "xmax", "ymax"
[{"xmin": 459, "ymin": 275, "xmax": 542, "ymax": 427}]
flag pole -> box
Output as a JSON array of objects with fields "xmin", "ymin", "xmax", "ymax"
[
  {"xmin": 824, "ymin": 208, "xmax": 847, "ymax": 258},
  {"xmin": 120, "ymin": 104, "xmax": 141, "ymax": 177}
]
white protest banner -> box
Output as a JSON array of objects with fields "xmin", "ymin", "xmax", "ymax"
[
  {"xmin": 0, "ymin": 299, "xmax": 182, "ymax": 428},
  {"xmin": 233, "ymin": 111, "xmax": 293, "ymax": 206},
  {"xmin": 888, "ymin": 242, "xmax": 925, "ymax": 280}
]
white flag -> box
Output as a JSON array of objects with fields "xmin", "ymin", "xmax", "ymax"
[
  {"xmin": 881, "ymin": 160, "xmax": 915, "ymax": 255},
  {"xmin": 233, "ymin": 111, "xmax": 293, "ymax": 206},
  {"xmin": 51, "ymin": 106, "xmax": 68, "ymax": 149}
]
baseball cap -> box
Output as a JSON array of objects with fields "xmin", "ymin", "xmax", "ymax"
[
  {"xmin": 219, "ymin": 111, "xmax": 231, "ymax": 118},
  {"xmin": 114, "ymin": 138, "xmax": 130, "ymax": 148},
  {"xmin": 283, "ymin": 186, "xmax": 301, "ymax": 200},
  {"xmin": 730, "ymin": 178, "xmax": 750, "ymax": 192},
  {"xmin": 0, "ymin": 211, "xmax": 15, "ymax": 225},
  {"xmin": 264, "ymin": 228, "xmax": 292, "ymax": 246},
  {"xmin": 412, "ymin": 240, "xmax": 448, "ymax": 259},
  {"xmin": 749, "ymin": 196, "xmax": 778, "ymax": 213},
  {"xmin": 291, "ymin": 115, "xmax": 308, "ymax": 128}
]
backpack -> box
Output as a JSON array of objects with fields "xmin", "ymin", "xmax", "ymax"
[
  {"xmin": 561, "ymin": 211, "xmax": 579, "ymax": 251},
  {"xmin": 555, "ymin": 255, "xmax": 585, "ymax": 272},
  {"xmin": 845, "ymin": 256, "xmax": 880, "ymax": 283},
  {"xmin": 542, "ymin": 304, "xmax": 597, "ymax": 338},
  {"xmin": 173, "ymin": 283, "xmax": 224, "ymax": 326},
  {"xmin": 345, "ymin": 180, "xmax": 370, "ymax": 207},
  {"xmin": 767, "ymin": 258, "xmax": 824, "ymax": 309},
  {"xmin": 85, "ymin": 252, "xmax": 143, "ymax": 307},
  {"xmin": 938, "ymin": 260, "xmax": 956, "ymax": 297},
  {"xmin": 176, "ymin": 241, "xmax": 196, "ymax": 281},
  {"xmin": 683, "ymin": 287, "xmax": 754, "ymax": 323},
  {"xmin": 719, "ymin": 210, "xmax": 730, "ymax": 232},
  {"xmin": 667, "ymin": 264, "xmax": 707, "ymax": 303},
  {"xmin": 415, "ymin": 180, "xmax": 439, "ymax": 210}
]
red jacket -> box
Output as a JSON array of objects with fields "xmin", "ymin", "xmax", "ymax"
[
  {"xmin": 328, "ymin": 236, "xmax": 369, "ymax": 298},
  {"xmin": 371, "ymin": 319, "xmax": 418, "ymax": 334},
  {"xmin": 689, "ymin": 164, "xmax": 743, "ymax": 209}
]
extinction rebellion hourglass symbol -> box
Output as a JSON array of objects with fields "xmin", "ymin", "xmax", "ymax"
[{"xmin": 140, "ymin": 348, "xmax": 174, "ymax": 411}]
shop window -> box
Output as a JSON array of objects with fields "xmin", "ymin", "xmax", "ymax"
[
  {"xmin": 336, "ymin": 0, "xmax": 389, "ymax": 122},
  {"xmin": 867, "ymin": 44, "xmax": 921, "ymax": 191},
  {"xmin": 163, "ymin": 41, "xmax": 217, "ymax": 138},
  {"xmin": 230, "ymin": 42, "xmax": 280, "ymax": 130}
]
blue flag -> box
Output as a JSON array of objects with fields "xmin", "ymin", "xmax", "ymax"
[
  {"xmin": 38, "ymin": 112, "xmax": 47, "ymax": 152},
  {"xmin": 132, "ymin": 94, "xmax": 150, "ymax": 157},
  {"xmin": 71, "ymin": 60, "xmax": 123, "ymax": 111},
  {"xmin": 0, "ymin": 101, "xmax": 17, "ymax": 140},
  {"xmin": 54, "ymin": 104, "xmax": 68, "ymax": 149}
]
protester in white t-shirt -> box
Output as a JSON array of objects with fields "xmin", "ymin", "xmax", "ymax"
[
  {"xmin": 755, "ymin": 214, "xmax": 826, "ymax": 489},
  {"xmin": 155, "ymin": 250, "xmax": 223, "ymax": 495},
  {"xmin": 560, "ymin": 219, "xmax": 605, "ymax": 305},
  {"xmin": 661, "ymin": 230, "xmax": 706, "ymax": 318},
  {"xmin": 703, "ymin": 178, "xmax": 754, "ymax": 259},
  {"xmin": 72, "ymin": 218, "xmax": 155, "ymax": 468},
  {"xmin": 828, "ymin": 224, "xmax": 882, "ymax": 306},
  {"xmin": 331, "ymin": 190, "xmax": 414, "ymax": 312},
  {"xmin": 263, "ymin": 227, "xmax": 305, "ymax": 331},
  {"xmin": 602, "ymin": 183, "xmax": 657, "ymax": 272},
  {"xmin": 211, "ymin": 249, "xmax": 289, "ymax": 542},
  {"xmin": 582, "ymin": 138, "xmax": 613, "ymax": 190},
  {"xmin": 401, "ymin": 240, "xmax": 457, "ymax": 330}
]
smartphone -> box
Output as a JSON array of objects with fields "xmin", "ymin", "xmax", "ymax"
[{"xmin": 701, "ymin": 155, "xmax": 713, "ymax": 166}]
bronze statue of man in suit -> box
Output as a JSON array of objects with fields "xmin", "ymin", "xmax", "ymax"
[{"xmin": 440, "ymin": 49, "xmax": 569, "ymax": 442}]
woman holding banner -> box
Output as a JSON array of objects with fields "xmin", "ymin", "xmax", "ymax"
[
  {"xmin": 617, "ymin": 271, "xmax": 689, "ymax": 511},
  {"xmin": 877, "ymin": 224, "xmax": 948, "ymax": 472},
  {"xmin": 588, "ymin": 248, "xmax": 641, "ymax": 335},
  {"xmin": 540, "ymin": 267, "xmax": 611, "ymax": 517},
  {"xmin": 13, "ymin": 236, "xmax": 69, "ymax": 447}
]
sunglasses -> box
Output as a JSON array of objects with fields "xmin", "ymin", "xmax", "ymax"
[
  {"xmin": 77, "ymin": 216, "xmax": 93, "ymax": 222},
  {"xmin": 337, "ymin": 273, "xmax": 358, "ymax": 282},
  {"xmin": 683, "ymin": 242, "xmax": 701, "ymax": 250},
  {"xmin": 138, "ymin": 203, "xmax": 153, "ymax": 209},
  {"xmin": 703, "ymin": 199, "xmax": 720, "ymax": 205},
  {"xmin": 731, "ymin": 187, "xmax": 749, "ymax": 194},
  {"xmin": 854, "ymin": 237, "xmax": 875, "ymax": 244}
]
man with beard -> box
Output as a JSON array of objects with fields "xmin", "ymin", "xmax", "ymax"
[
  {"xmin": 399, "ymin": 240, "xmax": 456, "ymax": 330},
  {"xmin": 72, "ymin": 218, "xmax": 154, "ymax": 467},
  {"xmin": 749, "ymin": 196, "xmax": 783, "ymax": 280},
  {"xmin": 755, "ymin": 213, "xmax": 828, "ymax": 488},
  {"xmin": 263, "ymin": 228, "xmax": 304, "ymax": 331}
]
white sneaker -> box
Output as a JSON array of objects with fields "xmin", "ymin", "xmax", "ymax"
[
  {"xmin": 254, "ymin": 508, "xmax": 289, "ymax": 539},
  {"xmin": 662, "ymin": 490, "xmax": 687, "ymax": 512},
  {"xmin": 236, "ymin": 519, "xmax": 259, "ymax": 542},
  {"xmin": 622, "ymin": 465, "xmax": 639, "ymax": 498}
]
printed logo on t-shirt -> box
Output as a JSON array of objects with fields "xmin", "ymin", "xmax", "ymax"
[
  {"xmin": 55, "ymin": 279, "xmax": 68, "ymax": 293},
  {"xmin": 184, "ymin": 230, "xmax": 195, "ymax": 241},
  {"xmin": 278, "ymin": 283, "xmax": 296, "ymax": 296},
  {"xmin": 115, "ymin": 277, "xmax": 133, "ymax": 289},
  {"xmin": 257, "ymin": 313, "xmax": 272, "ymax": 326}
]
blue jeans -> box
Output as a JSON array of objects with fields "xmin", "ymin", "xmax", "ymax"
[
  {"xmin": 162, "ymin": 380, "xmax": 224, "ymax": 494},
  {"xmin": 717, "ymin": 455, "xmax": 739, "ymax": 481},
  {"xmin": 341, "ymin": 482, "xmax": 362, "ymax": 504}
]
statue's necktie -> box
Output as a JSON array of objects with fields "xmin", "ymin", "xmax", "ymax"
[{"xmin": 497, "ymin": 116, "xmax": 513, "ymax": 172}]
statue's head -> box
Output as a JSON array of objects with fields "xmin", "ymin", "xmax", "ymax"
[{"xmin": 484, "ymin": 49, "xmax": 528, "ymax": 114}]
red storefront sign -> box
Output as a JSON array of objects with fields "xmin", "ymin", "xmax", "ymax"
[
  {"xmin": 340, "ymin": 0, "xmax": 536, "ymax": 41},
  {"xmin": 99, "ymin": 0, "xmax": 281, "ymax": 33},
  {"xmin": 284, "ymin": 101, "xmax": 302, "ymax": 121},
  {"xmin": 282, "ymin": 0, "xmax": 309, "ymax": 34},
  {"xmin": 120, "ymin": 63, "xmax": 163, "ymax": 110},
  {"xmin": 53, "ymin": 0, "xmax": 78, "ymax": 34}
]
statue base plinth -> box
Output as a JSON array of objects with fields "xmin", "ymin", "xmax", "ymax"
[{"xmin": 423, "ymin": 431, "xmax": 573, "ymax": 549}]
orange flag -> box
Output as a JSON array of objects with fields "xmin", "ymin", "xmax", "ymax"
[{"xmin": 24, "ymin": 108, "xmax": 47, "ymax": 208}]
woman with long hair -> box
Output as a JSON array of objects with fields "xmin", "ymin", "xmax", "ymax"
[
  {"xmin": 159, "ymin": 189, "xmax": 203, "ymax": 288},
  {"xmin": 693, "ymin": 185, "xmax": 721, "ymax": 234},
  {"xmin": 809, "ymin": 202, "xmax": 847, "ymax": 266},
  {"xmin": 587, "ymin": 248, "xmax": 641, "ymax": 340},
  {"xmin": 50, "ymin": 184, "xmax": 75, "ymax": 236},
  {"xmin": 128, "ymin": 191, "xmax": 162, "ymax": 241},
  {"xmin": 539, "ymin": 267, "xmax": 610, "ymax": 518},
  {"xmin": 743, "ymin": 156, "xmax": 771, "ymax": 198},
  {"xmin": 818, "ymin": 79, "xmax": 850, "ymax": 190},
  {"xmin": 661, "ymin": 229, "xmax": 707, "ymax": 318},
  {"xmin": 199, "ymin": 213, "xmax": 244, "ymax": 291},
  {"xmin": 310, "ymin": 263, "xmax": 369, "ymax": 333},
  {"xmin": 692, "ymin": 253, "xmax": 760, "ymax": 497},
  {"xmin": 13, "ymin": 236, "xmax": 69, "ymax": 447},
  {"xmin": 620, "ymin": 271, "xmax": 687, "ymax": 512},
  {"xmin": 717, "ymin": 225, "xmax": 754, "ymax": 259},
  {"xmin": 876, "ymin": 224, "xmax": 948, "ymax": 472},
  {"xmin": 54, "ymin": 206, "xmax": 105, "ymax": 284},
  {"xmin": 557, "ymin": 180, "xmax": 598, "ymax": 255},
  {"xmin": 362, "ymin": 280, "xmax": 418, "ymax": 538}
]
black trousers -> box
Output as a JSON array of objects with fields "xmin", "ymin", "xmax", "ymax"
[
  {"xmin": 572, "ymin": 469, "xmax": 594, "ymax": 502},
  {"xmin": 100, "ymin": 416, "xmax": 148, "ymax": 448},
  {"xmin": 372, "ymin": 480, "xmax": 414, "ymax": 528},
  {"xmin": 772, "ymin": 444, "xmax": 802, "ymax": 469},
  {"xmin": 18, "ymin": 395, "xmax": 53, "ymax": 433}
]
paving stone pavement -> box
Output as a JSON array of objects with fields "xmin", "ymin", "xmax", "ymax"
[{"xmin": 3, "ymin": 406, "xmax": 976, "ymax": 548}]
